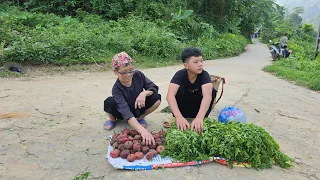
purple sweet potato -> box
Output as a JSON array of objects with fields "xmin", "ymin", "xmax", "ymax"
[
  {"xmin": 130, "ymin": 130, "xmax": 139, "ymax": 137},
  {"xmin": 110, "ymin": 149, "xmax": 120, "ymax": 158},
  {"xmin": 146, "ymin": 152, "xmax": 153, "ymax": 160},
  {"xmin": 127, "ymin": 154, "xmax": 136, "ymax": 162},
  {"xmin": 134, "ymin": 135, "xmax": 141, "ymax": 140},
  {"xmin": 149, "ymin": 143, "xmax": 157, "ymax": 149},
  {"xmin": 118, "ymin": 144, "xmax": 125, "ymax": 151},
  {"xmin": 112, "ymin": 142, "xmax": 119, "ymax": 149},
  {"xmin": 135, "ymin": 152, "xmax": 144, "ymax": 160},
  {"xmin": 120, "ymin": 149, "xmax": 130, "ymax": 159},
  {"xmin": 124, "ymin": 141, "xmax": 133, "ymax": 150},
  {"xmin": 128, "ymin": 136, "xmax": 134, "ymax": 141},
  {"xmin": 132, "ymin": 143, "xmax": 141, "ymax": 152},
  {"xmin": 149, "ymin": 149, "xmax": 158, "ymax": 156},
  {"xmin": 142, "ymin": 146, "xmax": 150, "ymax": 154},
  {"xmin": 122, "ymin": 128, "xmax": 131, "ymax": 135},
  {"xmin": 156, "ymin": 146, "xmax": 165, "ymax": 154}
]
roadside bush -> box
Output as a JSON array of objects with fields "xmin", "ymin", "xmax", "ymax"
[
  {"xmin": 1, "ymin": 7, "xmax": 183, "ymax": 65},
  {"xmin": 197, "ymin": 33, "xmax": 247, "ymax": 59},
  {"xmin": 0, "ymin": 4, "xmax": 248, "ymax": 66}
]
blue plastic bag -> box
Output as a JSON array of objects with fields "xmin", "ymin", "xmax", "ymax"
[{"xmin": 218, "ymin": 106, "xmax": 246, "ymax": 124}]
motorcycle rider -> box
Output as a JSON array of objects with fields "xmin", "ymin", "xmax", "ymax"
[
  {"xmin": 280, "ymin": 33, "xmax": 288, "ymax": 48},
  {"xmin": 283, "ymin": 46, "xmax": 292, "ymax": 58}
]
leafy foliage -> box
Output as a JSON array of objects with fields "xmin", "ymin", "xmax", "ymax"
[
  {"xmin": 5, "ymin": 0, "xmax": 281, "ymax": 38},
  {"xmin": 0, "ymin": 4, "xmax": 248, "ymax": 65},
  {"xmin": 161, "ymin": 119, "xmax": 293, "ymax": 169},
  {"xmin": 0, "ymin": 6, "xmax": 184, "ymax": 65},
  {"xmin": 74, "ymin": 172, "xmax": 90, "ymax": 180},
  {"xmin": 3, "ymin": 0, "xmax": 273, "ymax": 66},
  {"xmin": 196, "ymin": 33, "xmax": 248, "ymax": 59},
  {"xmin": 185, "ymin": 0, "xmax": 277, "ymax": 38},
  {"xmin": 288, "ymin": 7, "xmax": 304, "ymax": 27},
  {"xmin": 301, "ymin": 24, "xmax": 316, "ymax": 36}
]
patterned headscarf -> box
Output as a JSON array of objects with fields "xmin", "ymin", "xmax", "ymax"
[{"xmin": 111, "ymin": 52, "xmax": 133, "ymax": 70}]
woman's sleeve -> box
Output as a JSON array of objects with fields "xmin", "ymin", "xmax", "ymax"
[{"xmin": 112, "ymin": 87, "xmax": 134, "ymax": 121}]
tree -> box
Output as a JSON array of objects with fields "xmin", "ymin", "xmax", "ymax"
[
  {"xmin": 289, "ymin": 7, "xmax": 304, "ymax": 26},
  {"xmin": 302, "ymin": 24, "xmax": 316, "ymax": 36}
]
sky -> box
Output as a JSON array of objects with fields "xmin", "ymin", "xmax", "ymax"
[{"xmin": 275, "ymin": 0, "xmax": 320, "ymax": 23}]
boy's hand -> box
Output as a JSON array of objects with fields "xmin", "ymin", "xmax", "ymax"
[
  {"xmin": 176, "ymin": 117, "xmax": 190, "ymax": 132},
  {"xmin": 135, "ymin": 92, "xmax": 146, "ymax": 109},
  {"xmin": 191, "ymin": 118, "xmax": 203, "ymax": 134},
  {"xmin": 140, "ymin": 129, "xmax": 156, "ymax": 145}
]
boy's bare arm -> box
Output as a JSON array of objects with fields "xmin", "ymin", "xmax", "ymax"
[
  {"xmin": 191, "ymin": 83, "xmax": 212, "ymax": 133},
  {"xmin": 166, "ymin": 83, "xmax": 183, "ymax": 118},
  {"xmin": 196, "ymin": 83, "xmax": 213, "ymax": 119},
  {"xmin": 167, "ymin": 83, "xmax": 190, "ymax": 131}
]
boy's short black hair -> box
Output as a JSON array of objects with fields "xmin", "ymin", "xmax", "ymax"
[
  {"xmin": 181, "ymin": 47, "xmax": 202, "ymax": 63},
  {"xmin": 284, "ymin": 33, "xmax": 288, "ymax": 36}
]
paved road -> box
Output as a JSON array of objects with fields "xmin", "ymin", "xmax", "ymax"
[{"xmin": 1, "ymin": 40, "xmax": 319, "ymax": 180}]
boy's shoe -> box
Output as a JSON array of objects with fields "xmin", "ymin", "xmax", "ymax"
[
  {"xmin": 137, "ymin": 119, "xmax": 148, "ymax": 128},
  {"xmin": 103, "ymin": 120, "xmax": 116, "ymax": 130}
]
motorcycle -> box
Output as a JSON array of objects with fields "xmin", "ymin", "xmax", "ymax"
[{"xmin": 269, "ymin": 42, "xmax": 285, "ymax": 61}]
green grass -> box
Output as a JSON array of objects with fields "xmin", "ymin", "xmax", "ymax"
[
  {"xmin": 264, "ymin": 58, "xmax": 320, "ymax": 91},
  {"xmin": 0, "ymin": 70, "xmax": 23, "ymax": 78},
  {"xmin": 74, "ymin": 172, "xmax": 90, "ymax": 180},
  {"xmin": 160, "ymin": 106, "xmax": 172, "ymax": 113}
]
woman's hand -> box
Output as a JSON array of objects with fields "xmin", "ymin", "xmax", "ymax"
[
  {"xmin": 140, "ymin": 129, "xmax": 155, "ymax": 145},
  {"xmin": 135, "ymin": 92, "xmax": 146, "ymax": 109}
]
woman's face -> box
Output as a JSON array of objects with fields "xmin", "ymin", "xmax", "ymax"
[{"xmin": 114, "ymin": 64, "xmax": 135, "ymax": 83}]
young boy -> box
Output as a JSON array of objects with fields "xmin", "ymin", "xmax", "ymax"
[
  {"xmin": 103, "ymin": 52, "xmax": 161, "ymax": 145},
  {"xmin": 166, "ymin": 47, "xmax": 217, "ymax": 134}
]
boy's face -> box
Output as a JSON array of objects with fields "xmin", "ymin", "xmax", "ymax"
[
  {"xmin": 114, "ymin": 64, "xmax": 135, "ymax": 83},
  {"xmin": 184, "ymin": 56, "xmax": 203, "ymax": 74}
]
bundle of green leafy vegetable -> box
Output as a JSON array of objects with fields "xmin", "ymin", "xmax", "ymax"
[{"xmin": 161, "ymin": 119, "xmax": 293, "ymax": 169}]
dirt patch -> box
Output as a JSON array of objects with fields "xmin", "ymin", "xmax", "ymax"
[{"xmin": 0, "ymin": 112, "xmax": 32, "ymax": 119}]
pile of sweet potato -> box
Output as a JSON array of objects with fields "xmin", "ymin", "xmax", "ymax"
[{"xmin": 109, "ymin": 128, "xmax": 165, "ymax": 162}]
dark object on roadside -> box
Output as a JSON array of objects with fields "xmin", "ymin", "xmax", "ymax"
[
  {"xmin": 269, "ymin": 42, "xmax": 292, "ymax": 60},
  {"xmin": 3, "ymin": 62, "xmax": 26, "ymax": 74}
]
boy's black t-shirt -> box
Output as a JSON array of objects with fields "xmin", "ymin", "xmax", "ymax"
[
  {"xmin": 170, "ymin": 69, "xmax": 211, "ymax": 94},
  {"xmin": 170, "ymin": 69, "xmax": 213, "ymax": 118}
]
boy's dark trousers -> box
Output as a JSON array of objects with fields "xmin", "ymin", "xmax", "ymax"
[{"xmin": 175, "ymin": 87, "xmax": 217, "ymax": 118}]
